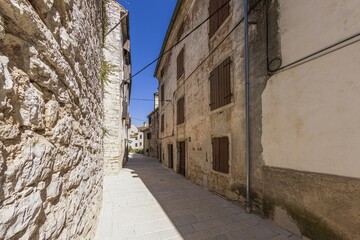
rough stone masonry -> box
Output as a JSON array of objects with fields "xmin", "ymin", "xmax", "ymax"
[{"xmin": 0, "ymin": 0, "xmax": 105, "ymax": 239}]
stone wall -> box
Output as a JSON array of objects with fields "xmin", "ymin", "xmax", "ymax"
[
  {"xmin": 102, "ymin": 1, "xmax": 130, "ymax": 176},
  {"xmin": 0, "ymin": 1, "xmax": 104, "ymax": 239}
]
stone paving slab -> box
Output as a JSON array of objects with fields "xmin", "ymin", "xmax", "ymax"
[{"xmin": 95, "ymin": 154, "xmax": 304, "ymax": 240}]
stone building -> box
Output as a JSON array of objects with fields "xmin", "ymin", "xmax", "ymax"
[
  {"xmin": 143, "ymin": 92, "xmax": 160, "ymax": 158},
  {"xmin": 128, "ymin": 124, "xmax": 144, "ymax": 150},
  {"xmin": 0, "ymin": 0, "xmax": 130, "ymax": 239},
  {"xmin": 102, "ymin": 1, "xmax": 131, "ymax": 176},
  {"xmin": 154, "ymin": 0, "xmax": 360, "ymax": 239}
]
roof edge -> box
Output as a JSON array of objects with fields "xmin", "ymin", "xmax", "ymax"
[{"xmin": 153, "ymin": 0, "xmax": 184, "ymax": 78}]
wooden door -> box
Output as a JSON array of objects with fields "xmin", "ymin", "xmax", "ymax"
[
  {"xmin": 179, "ymin": 141, "xmax": 186, "ymax": 176},
  {"xmin": 168, "ymin": 144, "xmax": 173, "ymax": 169}
]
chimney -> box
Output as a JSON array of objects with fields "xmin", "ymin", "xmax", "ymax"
[{"xmin": 154, "ymin": 92, "xmax": 159, "ymax": 109}]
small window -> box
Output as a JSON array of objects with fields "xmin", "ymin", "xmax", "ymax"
[
  {"xmin": 209, "ymin": 57, "xmax": 231, "ymax": 110},
  {"xmin": 149, "ymin": 116, "xmax": 152, "ymax": 125},
  {"xmin": 177, "ymin": 21, "xmax": 184, "ymax": 41},
  {"xmin": 147, "ymin": 133, "xmax": 151, "ymax": 139},
  {"xmin": 161, "ymin": 84, "xmax": 165, "ymax": 104},
  {"xmin": 135, "ymin": 137, "xmax": 138, "ymax": 140},
  {"xmin": 135, "ymin": 143, "xmax": 138, "ymax": 147},
  {"xmin": 161, "ymin": 114, "xmax": 164, "ymax": 132},
  {"xmin": 177, "ymin": 48, "xmax": 185, "ymax": 80},
  {"xmin": 209, "ymin": 0, "xmax": 230, "ymax": 38},
  {"xmin": 140, "ymin": 142, "xmax": 142, "ymax": 146},
  {"xmin": 140, "ymin": 135, "xmax": 142, "ymax": 139},
  {"xmin": 177, "ymin": 97, "xmax": 185, "ymax": 125},
  {"xmin": 212, "ymin": 137, "xmax": 229, "ymax": 173}
]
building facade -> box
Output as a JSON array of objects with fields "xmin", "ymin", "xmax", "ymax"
[
  {"xmin": 103, "ymin": 0, "xmax": 131, "ymax": 175},
  {"xmin": 154, "ymin": 0, "xmax": 360, "ymax": 239},
  {"xmin": 143, "ymin": 92, "xmax": 160, "ymax": 158},
  {"xmin": 128, "ymin": 124, "xmax": 144, "ymax": 150}
]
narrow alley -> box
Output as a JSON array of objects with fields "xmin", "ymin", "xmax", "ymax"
[{"xmin": 95, "ymin": 155, "xmax": 302, "ymax": 240}]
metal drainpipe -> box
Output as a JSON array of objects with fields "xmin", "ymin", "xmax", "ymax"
[{"xmin": 244, "ymin": 0, "xmax": 252, "ymax": 213}]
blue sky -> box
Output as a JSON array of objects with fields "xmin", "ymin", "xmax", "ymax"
[{"xmin": 116, "ymin": 0, "xmax": 177, "ymax": 127}]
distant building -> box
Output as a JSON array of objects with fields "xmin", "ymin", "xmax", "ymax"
[
  {"xmin": 143, "ymin": 92, "xmax": 160, "ymax": 158},
  {"xmin": 128, "ymin": 124, "xmax": 144, "ymax": 150},
  {"xmin": 103, "ymin": 0, "xmax": 131, "ymax": 175}
]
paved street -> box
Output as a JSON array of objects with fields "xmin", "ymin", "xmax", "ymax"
[{"xmin": 95, "ymin": 154, "xmax": 303, "ymax": 240}]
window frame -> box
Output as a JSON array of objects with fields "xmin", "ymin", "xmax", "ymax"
[
  {"xmin": 209, "ymin": 57, "xmax": 232, "ymax": 111},
  {"xmin": 212, "ymin": 136, "xmax": 229, "ymax": 174},
  {"xmin": 177, "ymin": 48, "xmax": 185, "ymax": 80},
  {"xmin": 177, "ymin": 97, "xmax": 185, "ymax": 125}
]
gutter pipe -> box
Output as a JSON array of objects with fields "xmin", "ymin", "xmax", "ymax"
[{"xmin": 244, "ymin": 0, "xmax": 252, "ymax": 213}]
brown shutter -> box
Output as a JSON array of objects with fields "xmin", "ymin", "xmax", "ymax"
[
  {"xmin": 212, "ymin": 138, "xmax": 219, "ymax": 171},
  {"xmin": 177, "ymin": 21, "xmax": 184, "ymax": 41},
  {"xmin": 161, "ymin": 84, "xmax": 164, "ymax": 103},
  {"xmin": 161, "ymin": 114, "xmax": 164, "ymax": 132},
  {"xmin": 209, "ymin": 66, "xmax": 219, "ymax": 110},
  {"xmin": 218, "ymin": 0, "xmax": 230, "ymax": 27},
  {"xmin": 222, "ymin": 57, "xmax": 231, "ymax": 105},
  {"xmin": 177, "ymin": 48, "xmax": 184, "ymax": 79},
  {"xmin": 177, "ymin": 97, "xmax": 185, "ymax": 124},
  {"xmin": 209, "ymin": 0, "xmax": 218, "ymax": 38},
  {"xmin": 122, "ymin": 99, "xmax": 127, "ymax": 119},
  {"xmin": 219, "ymin": 137, "xmax": 229, "ymax": 173}
]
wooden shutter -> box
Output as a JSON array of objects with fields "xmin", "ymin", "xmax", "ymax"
[
  {"xmin": 177, "ymin": 21, "xmax": 184, "ymax": 41},
  {"xmin": 177, "ymin": 48, "xmax": 184, "ymax": 79},
  {"xmin": 122, "ymin": 99, "xmax": 127, "ymax": 119},
  {"xmin": 212, "ymin": 137, "xmax": 229, "ymax": 173},
  {"xmin": 177, "ymin": 97, "xmax": 185, "ymax": 125},
  {"xmin": 212, "ymin": 138, "xmax": 220, "ymax": 171},
  {"xmin": 209, "ymin": 57, "xmax": 231, "ymax": 110},
  {"xmin": 161, "ymin": 114, "xmax": 164, "ymax": 132},
  {"xmin": 209, "ymin": 0, "xmax": 218, "ymax": 38},
  {"xmin": 218, "ymin": 0, "xmax": 230, "ymax": 27},
  {"xmin": 219, "ymin": 137, "xmax": 229, "ymax": 173},
  {"xmin": 209, "ymin": 67, "xmax": 219, "ymax": 110},
  {"xmin": 161, "ymin": 84, "xmax": 164, "ymax": 103},
  {"xmin": 220, "ymin": 57, "xmax": 231, "ymax": 106}
]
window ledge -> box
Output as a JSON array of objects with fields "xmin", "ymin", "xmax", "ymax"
[{"xmin": 210, "ymin": 102, "xmax": 235, "ymax": 114}]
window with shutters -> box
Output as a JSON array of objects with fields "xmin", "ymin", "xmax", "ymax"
[
  {"xmin": 209, "ymin": 57, "xmax": 231, "ymax": 110},
  {"xmin": 177, "ymin": 97, "xmax": 185, "ymax": 125},
  {"xmin": 161, "ymin": 114, "xmax": 164, "ymax": 132},
  {"xmin": 209, "ymin": 0, "xmax": 230, "ymax": 38},
  {"xmin": 177, "ymin": 21, "xmax": 184, "ymax": 41},
  {"xmin": 177, "ymin": 48, "xmax": 185, "ymax": 80},
  {"xmin": 161, "ymin": 84, "xmax": 164, "ymax": 104},
  {"xmin": 212, "ymin": 137, "xmax": 229, "ymax": 174}
]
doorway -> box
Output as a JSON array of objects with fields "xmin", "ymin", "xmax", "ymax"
[
  {"xmin": 168, "ymin": 144, "xmax": 174, "ymax": 169},
  {"xmin": 178, "ymin": 141, "xmax": 186, "ymax": 176}
]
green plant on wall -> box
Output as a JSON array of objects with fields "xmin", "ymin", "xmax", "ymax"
[
  {"xmin": 101, "ymin": 60, "xmax": 117, "ymax": 89},
  {"xmin": 101, "ymin": 127, "xmax": 110, "ymax": 138}
]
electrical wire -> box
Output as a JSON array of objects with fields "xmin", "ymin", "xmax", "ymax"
[
  {"xmin": 270, "ymin": 32, "xmax": 360, "ymax": 73},
  {"xmin": 173, "ymin": 0, "xmax": 264, "ymax": 96},
  {"xmin": 125, "ymin": 0, "xmax": 231, "ymax": 82},
  {"xmin": 130, "ymin": 98, "xmax": 154, "ymax": 101}
]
